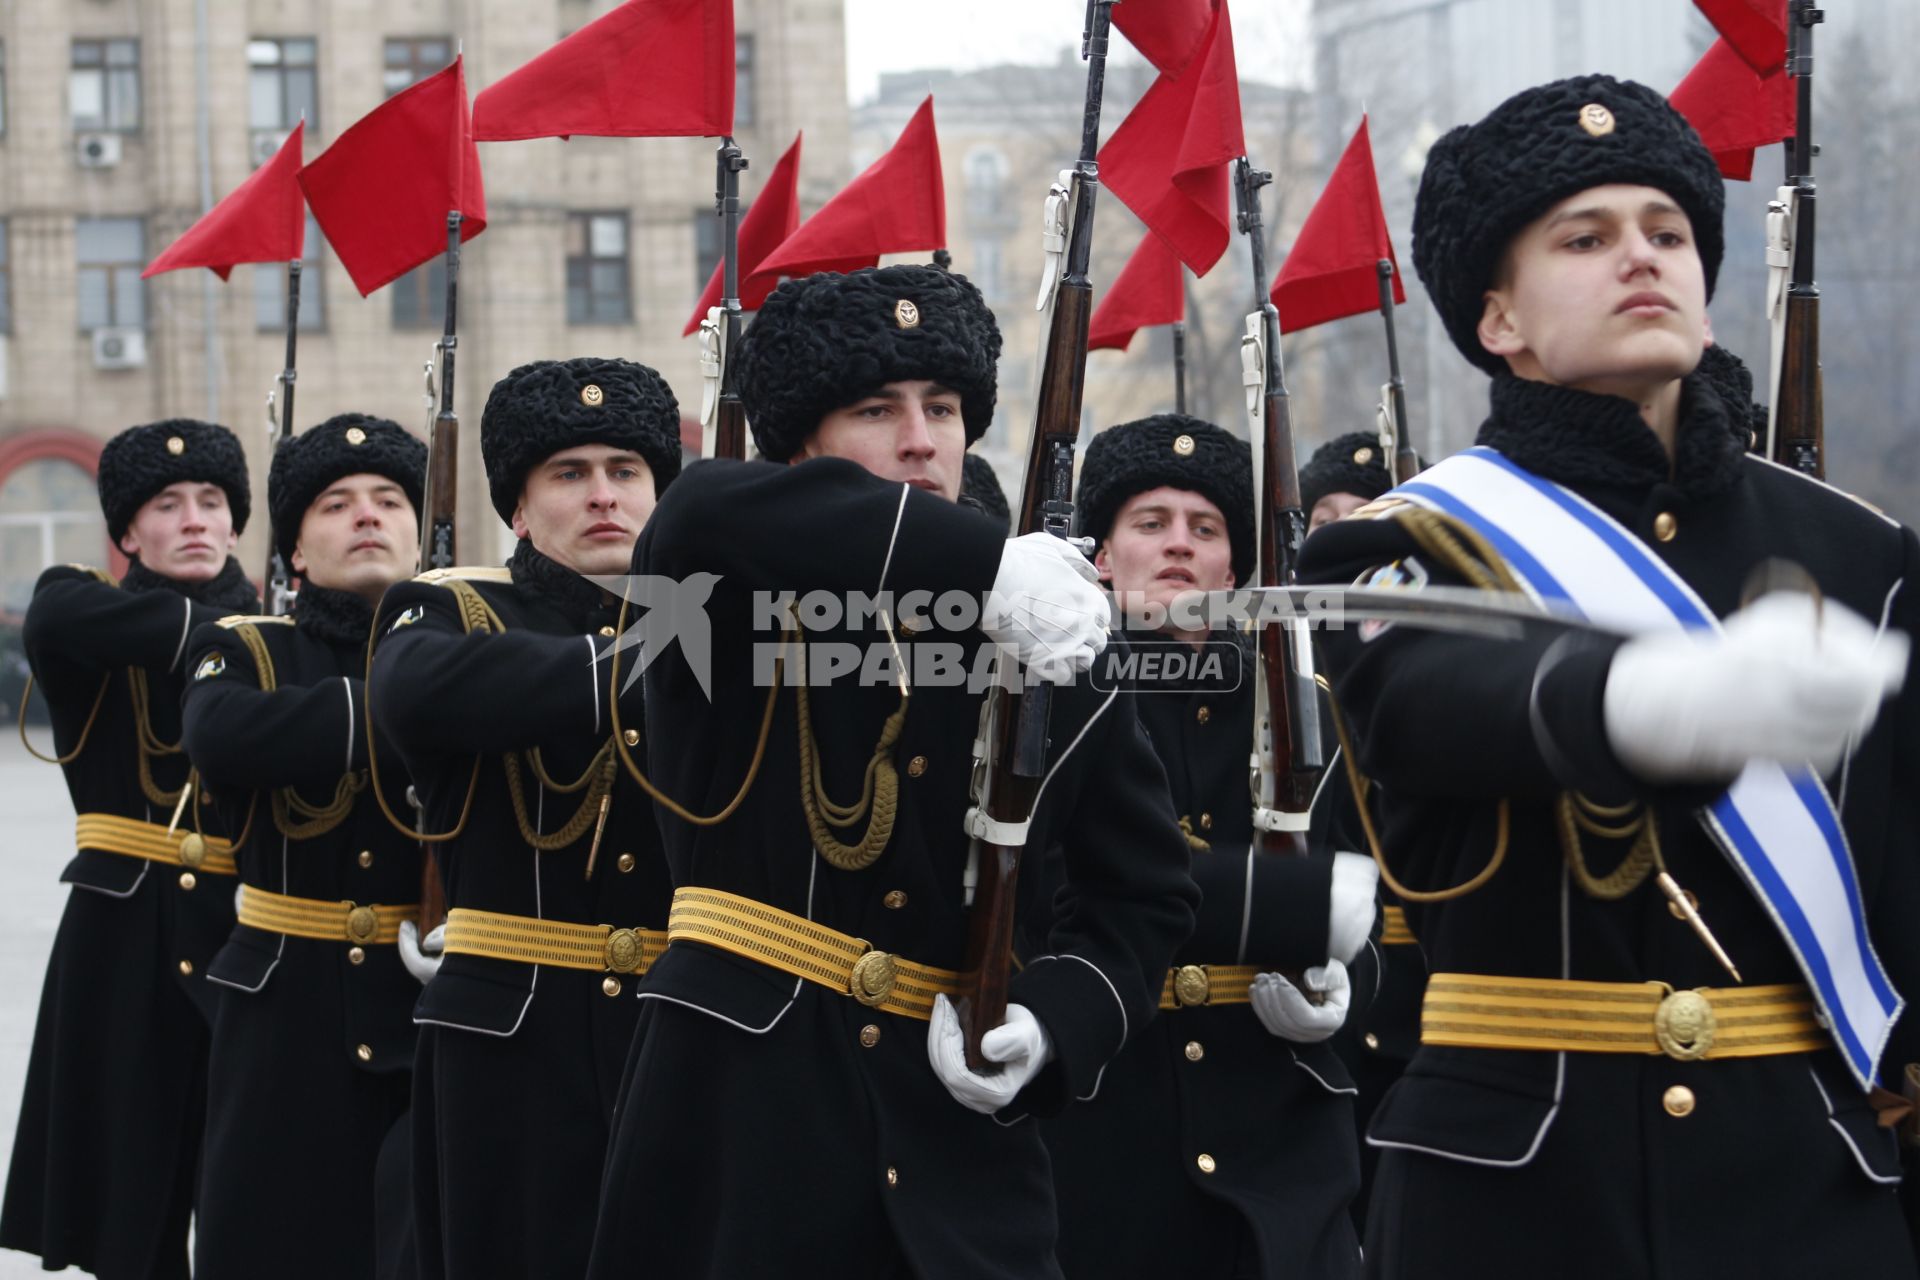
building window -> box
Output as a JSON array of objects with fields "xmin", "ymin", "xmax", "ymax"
[
  {"xmin": 70, "ymin": 39, "xmax": 141, "ymax": 132},
  {"xmin": 971, "ymin": 237, "xmax": 1004, "ymax": 304},
  {"xmin": 567, "ymin": 213, "xmax": 632, "ymax": 325},
  {"xmin": 735, "ymin": 36, "xmax": 755, "ymax": 128},
  {"xmin": 76, "ymin": 217, "xmax": 144, "ymax": 331},
  {"xmin": 0, "ymin": 457, "xmax": 107, "ymax": 616},
  {"xmin": 255, "ymin": 215, "xmax": 325, "ymax": 333},
  {"xmin": 0, "ymin": 222, "xmax": 11, "ymax": 333},
  {"xmin": 391, "ymin": 256, "xmax": 447, "ymax": 331},
  {"xmin": 965, "ymin": 148, "xmax": 1009, "ymax": 222},
  {"xmin": 248, "ymin": 38, "xmax": 317, "ymax": 137},
  {"xmin": 384, "ymin": 36, "xmax": 452, "ymax": 96}
]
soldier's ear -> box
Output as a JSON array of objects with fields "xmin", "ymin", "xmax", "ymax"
[
  {"xmin": 1092, "ymin": 541, "xmax": 1113, "ymax": 583},
  {"xmin": 290, "ymin": 543, "xmax": 307, "ymax": 576},
  {"xmin": 510, "ymin": 501, "xmax": 530, "ymax": 542},
  {"xmin": 118, "ymin": 530, "xmax": 141, "ymax": 559},
  {"xmin": 1477, "ymin": 289, "xmax": 1526, "ymax": 360}
]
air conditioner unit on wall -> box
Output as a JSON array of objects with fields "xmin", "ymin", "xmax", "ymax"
[
  {"xmin": 75, "ymin": 133, "xmax": 122, "ymax": 168},
  {"xmin": 91, "ymin": 327, "xmax": 146, "ymax": 370}
]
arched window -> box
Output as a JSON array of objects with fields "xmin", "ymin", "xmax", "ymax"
[
  {"xmin": 965, "ymin": 148, "xmax": 1009, "ymax": 221},
  {"xmin": 0, "ymin": 432, "xmax": 109, "ymax": 614}
]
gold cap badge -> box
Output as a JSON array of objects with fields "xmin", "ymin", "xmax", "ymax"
[
  {"xmin": 1172, "ymin": 434, "xmax": 1196, "ymax": 457},
  {"xmin": 1353, "ymin": 446, "xmax": 1375, "ymax": 465},
  {"xmin": 893, "ymin": 299, "xmax": 921, "ymax": 329},
  {"xmin": 166, "ymin": 436, "xmax": 186, "ymax": 456},
  {"xmin": 581, "ymin": 384, "xmax": 605, "ymax": 407},
  {"xmin": 344, "ymin": 426, "xmax": 367, "ymax": 446},
  {"xmin": 1578, "ymin": 104, "xmax": 1616, "ymax": 138}
]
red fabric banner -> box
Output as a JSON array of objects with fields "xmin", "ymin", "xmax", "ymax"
[
  {"xmin": 684, "ymin": 132, "xmax": 803, "ymax": 335},
  {"xmin": 1113, "ymin": 0, "xmax": 1213, "ymax": 75},
  {"xmin": 144, "ymin": 122, "xmax": 305, "ymax": 279},
  {"xmin": 1089, "ymin": 231, "xmax": 1184, "ymax": 351},
  {"xmin": 1670, "ymin": 37, "xmax": 1796, "ymax": 182},
  {"xmin": 1273, "ymin": 115, "xmax": 1402, "ymax": 334},
  {"xmin": 1693, "ymin": 0, "xmax": 1790, "ymax": 75}
]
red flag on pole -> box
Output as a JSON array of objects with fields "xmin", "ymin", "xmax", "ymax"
[
  {"xmin": 299, "ymin": 57, "xmax": 487, "ymax": 296},
  {"xmin": 1099, "ymin": 0, "xmax": 1245, "ymax": 276},
  {"xmin": 746, "ymin": 97, "xmax": 945, "ymax": 289},
  {"xmin": 144, "ymin": 122, "xmax": 306, "ymax": 280},
  {"xmin": 1113, "ymin": 0, "xmax": 1213, "ymax": 75},
  {"xmin": 684, "ymin": 132, "xmax": 803, "ymax": 335},
  {"xmin": 1692, "ymin": 0, "xmax": 1789, "ymax": 75},
  {"xmin": 1089, "ymin": 231, "xmax": 1184, "ymax": 351},
  {"xmin": 1272, "ymin": 115, "xmax": 1403, "ymax": 335},
  {"xmin": 473, "ymin": 0, "xmax": 734, "ymax": 141},
  {"xmin": 1670, "ymin": 38, "xmax": 1796, "ymax": 181}
]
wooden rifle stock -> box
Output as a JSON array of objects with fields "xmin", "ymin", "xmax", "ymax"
[
  {"xmin": 264, "ymin": 260, "xmax": 302, "ymax": 615},
  {"xmin": 1773, "ymin": 0, "xmax": 1824, "ymax": 478},
  {"xmin": 713, "ymin": 139, "xmax": 749, "ymax": 464},
  {"xmin": 417, "ymin": 213, "xmax": 464, "ymax": 934}
]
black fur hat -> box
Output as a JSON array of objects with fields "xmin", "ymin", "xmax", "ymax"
[
  {"xmin": 1076, "ymin": 414, "xmax": 1254, "ymax": 588},
  {"xmin": 1413, "ymin": 74, "xmax": 1726, "ymax": 376},
  {"xmin": 98, "ymin": 418, "xmax": 251, "ymax": 546},
  {"xmin": 735, "ymin": 265, "xmax": 1002, "ymax": 462},
  {"xmin": 1300, "ymin": 432, "xmax": 1396, "ymax": 516},
  {"xmin": 480, "ymin": 357, "xmax": 683, "ymax": 524},
  {"xmin": 268, "ymin": 414, "xmax": 427, "ymax": 568},
  {"xmin": 960, "ymin": 452, "xmax": 1010, "ymax": 534}
]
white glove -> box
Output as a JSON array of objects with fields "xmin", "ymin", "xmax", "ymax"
[
  {"xmin": 982, "ymin": 533, "xmax": 1110, "ymax": 684},
  {"xmin": 927, "ymin": 994, "xmax": 1054, "ymax": 1115},
  {"xmin": 1250, "ymin": 960, "xmax": 1352, "ymax": 1043},
  {"xmin": 1327, "ymin": 852, "xmax": 1379, "ymax": 965},
  {"xmin": 397, "ymin": 920, "xmax": 445, "ymax": 986},
  {"xmin": 1603, "ymin": 593, "xmax": 1908, "ymax": 783}
]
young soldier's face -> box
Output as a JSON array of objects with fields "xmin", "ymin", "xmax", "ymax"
[
  {"xmin": 796, "ymin": 381, "xmax": 966, "ymax": 501},
  {"xmin": 119, "ymin": 481, "xmax": 237, "ymax": 581},
  {"xmin": 1309, "ymin": 492, "xmax": 1370, "ymax": 532},
  {"xmin": 1096, "ymin": 486, "xmax": 1236, "ymax": 628},
  {"xmin": 511, "ymin": 444, "xmax": 656, "ymax": 578},
  {"xmin": 291, "ymin": 474, "xmax": 419, "ymax": 601},
  {"xmin": 1478, "ymin": 183, "xmax": 1710, "ymax": 398}
]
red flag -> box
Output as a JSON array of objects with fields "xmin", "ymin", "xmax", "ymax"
[
  {"xmin": 684, "ymin": 132, "xmax": 803, "ymax": 335},
  {"xmin": 1089, "ymin": 231, "xmax": 1184, "ymax": 351},
  {"xmin": 299, "ymin": 57, "xmax": 487, "ymax": 297},
  {"xmin": 1272, "ymin": 116, "xmax": 1403, "ymax": 335},
  {"xmin": 144, "ymin": 123, "xmax": 305, "ymax": 280},
  {"xmin": 1670, "ymin": 38, "xmax": 1796, "ymax": 181},
  {"xmin": 473, "ymin": 0, "xmax": 733, "ymax": 141},
  {"xmin": 1099, "ymin": 0, "xmax": 1245, "ymax": 276},
  {"xmin": 1693, "ymin": 0, "xmax": 1789, "ymax": 75},
  {"xmin": 1114, "ymin": 0, "xmax": 1213, "ymax": 75},
  {"xmin": 747, "ymin": 97, "xmax": 944, "ymax": 289}
]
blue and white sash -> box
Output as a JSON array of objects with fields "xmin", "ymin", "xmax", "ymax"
[{"xmin": 1393, "ymin": 446, "xmax": 1900, "ymax": 1090}]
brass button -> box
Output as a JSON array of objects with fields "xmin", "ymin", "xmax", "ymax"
[
  {"xmin": 906, "ymin": 755, "xmax": 928, "ymax": 778},
  {"xmin": 356, "ymin": 1044, "xmax": 373, "ymax": 1062},
  {"xmin": 178, "ymin": 958, "xmax": 194, "ymax": 975},
  {"xmin": 1196, "ymin": 1153, "xmax": 1217, "ymax": 1174},
  {"xmin": 599, "ymin": 625, "xmax": 616, "ymax": 638},
  {"xmin": 1198, "ymin": 813, "xmax": 1213, "ymax": 832},
  {"xmin": 348, "ymin": 946, "xmax": 366, "ymax": 965},
  {"xmin": 178, "ymin": 871, "xmax": 197, "ymax": 890},
  {"xmin": 345, "ymin": 426, "xmax": 367, "ymax": 446},
  {"xmin": 1196, "ymin": 705, "xmax": 1211, "ymax": 725},
  {"xmin": 616, "ymin": 852, "xmax": 636, "ymax": 873},
  {"xmin": 178, "ymin": 833, "xmax": 207, "ymax": 870},
  {"xmin": 1662, "ymin": 1084, "xmax": 1696, "ymax": 1117},
  {"xmin": 1653, "ymin": 512, "xmax": 1677, "ymax": 542},
  {"xmin": 1364, "ymin": 1032, "xmax": 1381, "ymax": 1051},
  {"xmin": 357, "ymin": 850, "xmax": 373, "ymax": 868},
  {"xmin": 885, "ymin": 1165, "xmax": 899, "ymax": 1187},
  {"xmin": 1172, "ymin": 433, "xmax": 1196, "ymax": 457},
  {"xmin": 1578, "ymin": 103, "xmax": 1617, "ymax": 137},
  {"xmin": 1183, "ymin": 1040, "xmax": 1204, "ymax": 1062},
  {"xmin": 859, "ymin": 1024, "xmax": 881, "ymax": 1048},
  {"xmin": 882, "ymin": 890, "xmax": 908, "ymax": 910},
  {"xmin": 623, "ymin": 728, "xmax": 641, "ymax": 747},
  {"xmin": 1667, "ymin": 888, "xmax": 1699, "ymax": 920},
  {"xmin": 602, "ymin": 976, "xmax": 623, "ymax": 997}
]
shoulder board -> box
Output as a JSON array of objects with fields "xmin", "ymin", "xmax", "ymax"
[
  {"xmin": 214, "ymin": 614, "xmax": 295, "ymax": 629},
  {"xmin": 413, "ymin": 566, "xmax": 514, "ymax": 585},
  {"xmin": 1349, "ymin": 496, "xmax": 1410, "ymax": 521},
  {"xmin": 63, "ymin": 564, "xmax": 117, "ymax": 586},
  {"xmin": 1748, "ymin": 455, "xmax": 1900, "ymax": 529}
]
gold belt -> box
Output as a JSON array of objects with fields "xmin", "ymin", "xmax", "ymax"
[
  {"xmin": 76, "ymin": 813, "xmax": 237, "ymax": 877},
  {"xmin": 442, "ymin": 907, "xmax": 666, "ymax": 975},
  {"xmin": 238, "ymin": 885, "xmax": 416, "ymax": 946},
  {"xmin": 666, "ymin": 886, "xmax": 963, "ymax": 1021},
  {"xmin": 1421, "ymin": 973, "xmax": 1828, "ymax": 1061},
  {"xmin": 1159, "ymin": 963, "xmax": 1262, "ymax": 1010},
  {"xmin": 1380, "ymin": 905, "xmax": 1418, "ymax": 946}
]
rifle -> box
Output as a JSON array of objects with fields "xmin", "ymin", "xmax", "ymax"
[
  {"xmin": 958, "ymin": 0, "xmax": 1114, "ymax": 1070},
  {"xmin": 1235, "ymin": 158, "xmax": 1326, "ymax": 861},
  {"xmin": 1766, "ymin": 0, "xmax": 1823, "ymax": 478},
  {"xmin": 699, "ymin": 138, "xmax": 750, "ymax": 463},
  {"xmin": 1376, "ymin": 258, "xmax": 1419, "ymax": 484},
  {"xmin": 263, "ymin": 259, "xmax": 303, "ymax": 614}
]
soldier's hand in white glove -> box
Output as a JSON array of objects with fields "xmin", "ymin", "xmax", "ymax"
[
  {"xmin": 1327, "ymin": 852, "xmax": 1380, "ymax": 966},
  {"xmin": 927, "ymin": 994, "xmax": 1054, "ymax": 1115},
  {"xmin": 397, "ymin": 919, "xmax": 445, "ymax": 986},
  {"xmin": 1602, "ymin": 593, "xmax": 1907, "ymax": 784},
  {"xmin": 983, "ymin": 533, "xmax": 1110, "ymax": 684},
  {"xmin": 1250, "ymin": 960, "xmax": 1351, "ymax": 1043}
]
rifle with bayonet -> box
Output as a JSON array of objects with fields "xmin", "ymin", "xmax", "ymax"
[
  {"xmin": 957, "ymin": 0, "xmax": 1114, "ymax": 1071},
  {"xmin": 700, "ymin": 138, "xmax": 750, "ymax": 463},
  {"xmin": 1376, "ymin": 258, "xmax": 1419, "ymax": 484},
  {"xmin": 1766, "ymin": 0, "xmax": 1824, "ymax": 478},
  {"xmin": 263, "ymin": 259, "xmax": 304, "ymax": 615}
]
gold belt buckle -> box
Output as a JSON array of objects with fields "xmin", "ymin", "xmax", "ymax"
[
  {"xmin": 177, "ymin": 833, "xmax": 207, "ymax": 871},
  {"xmin": 1173, "ymin": 964, "xmax": 1211, "ymax": 1008},
  {"xmin": 605, "ymin": 928, "xmax": 645, "ymax": 974},
  {"xmin": 1654, "ymin": 987, "xmax": 1717, "ymax": 1061},
  {"xmin": 850, "ymin": 949, "xmax": 898, "ymax": 1007},
  {"xmin": 345, "ymin": 904, "xmax": 379, "ymax": 945}
]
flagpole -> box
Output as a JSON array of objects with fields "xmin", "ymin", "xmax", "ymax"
[
  {"xmin": 1172, "ymin": 320, "xmax": 1187, "ymax": 415},
  {"xmin": 1376, "ymin": 258, "xmax": 1416, "ymax": 482},
  {"xmin": 264, "ymin": 258, "xmax": 302, "ymax": 613}
]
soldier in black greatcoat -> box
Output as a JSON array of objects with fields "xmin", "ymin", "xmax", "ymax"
[
  {"xmin": 180, "ymin": 414, "xmax": 427, "ymax": 1278},
  {"xmin": 367, "ymin": 358, "xmax": 682, "ymax": 1279},
  {"xmin": 0, "ymin": 419, "xmax": 259, "ymax": 1279},
  {"xmin": 1034, "ymin": 414, "xmax": 1377, "ymax": 1279},
  {"xmin": 586, "ymin": 265, "xmax": 1199, "ymax": 1280},
  {"xmin": 1299, "ymin": 76, "xmax": 1920, "ymax": 1277}
]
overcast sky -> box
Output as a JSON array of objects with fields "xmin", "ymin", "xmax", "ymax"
[{"xmin": 842, "ymin": 0, "xmax": 1313, "ymax": 105}]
